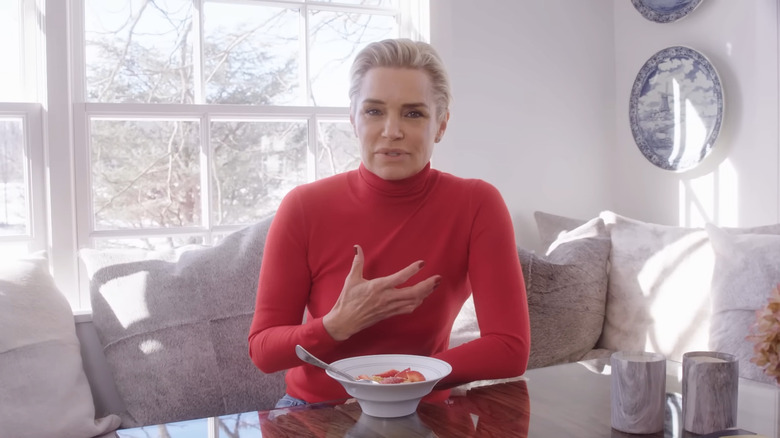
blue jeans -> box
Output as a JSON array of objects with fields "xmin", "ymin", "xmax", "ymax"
[{"xmin": 275, "ymin": 394, "xmax": 308, "ymax": 409}]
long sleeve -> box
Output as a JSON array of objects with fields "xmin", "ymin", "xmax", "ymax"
[
  {"xmin": 248, "ymin": 187, "xmax": 341, "ymax": 374},
  {"xmin": 433, "ymin": 182, "xmax": 530, "ymax": 385}
]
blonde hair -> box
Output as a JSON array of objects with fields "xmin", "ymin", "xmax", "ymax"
[{"xmin": 349, "ymin": 38, "xmax": 452, "ymax": 123}]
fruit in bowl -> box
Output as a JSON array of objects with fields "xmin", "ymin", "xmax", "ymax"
[
  {"xmin": 326, "ymin": 354, "xmax": 452, "ymax": 418},
  {"xmin": 357, "ymin": 367, "xmax": 426, "ymax": 384}
]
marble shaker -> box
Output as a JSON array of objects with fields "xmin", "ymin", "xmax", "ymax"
[
  {"xmin": 682, "ymin": 351, "xmax": 739, "ymax": 435},
  {"xmin": 610, "ymin": 351, "xmax": 666, "ymax": 434}
]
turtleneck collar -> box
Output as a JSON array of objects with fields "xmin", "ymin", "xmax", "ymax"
[{"xmin": 355, "ymin": 162, "xmax": 433, "ymax": 199}]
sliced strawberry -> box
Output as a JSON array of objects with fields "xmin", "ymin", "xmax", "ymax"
[
  {"xmin": 396, "ymin": 370, "xmax": 426, "ymax": 382},
  {"xmin": 375, "ymin": 368, "xmax": 400, "ymax": 378}
]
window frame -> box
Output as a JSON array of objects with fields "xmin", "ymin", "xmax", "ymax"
[{"xmin": 40, "ymin": 0, "xmax": 429, "ymax": 309}]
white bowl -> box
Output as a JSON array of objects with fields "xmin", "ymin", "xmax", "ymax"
[{"xmin": 326, "ymin": 354, "xmax": 452, "ymax": 418}]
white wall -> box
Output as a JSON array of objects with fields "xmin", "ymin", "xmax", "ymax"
[
  {"xmin": 612, "ymin": 0, "xmax": 779, "ymax": 228},
  {"xmin": 430, "ymin": 0, "xmax": 780, "ymax": 251},
  {"xmin": 430, "ymin": 0, "xmax": 615, "ymax": 252}
]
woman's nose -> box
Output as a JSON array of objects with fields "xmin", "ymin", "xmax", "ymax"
[{"xmin": 381, "ymin": 115, "xmax": 403, "ymax": 139}]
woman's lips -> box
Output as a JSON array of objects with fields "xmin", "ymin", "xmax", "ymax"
[{"xmin": 376, "ymin": 149, "xmax": 408, "ymax": 157}]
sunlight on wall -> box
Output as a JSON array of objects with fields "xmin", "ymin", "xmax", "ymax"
[{"xmin": 678, "ymin": 159, "xmax": 738, "ymax": 227}]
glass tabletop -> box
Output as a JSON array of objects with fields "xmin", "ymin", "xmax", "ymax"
[{"xmin": 114, "ymin": 359, "xmax": 780, "ymax": 438}]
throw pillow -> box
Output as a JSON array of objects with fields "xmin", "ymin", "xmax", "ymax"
[
  {"xmin": 448, "ymin": 217, "xmax": 610, "ymax": 369},
  {"xmin": 80, "ymin": 215, "xmax": 286, "ymax": 427},
  {"xmin": 533, "ymin": 211, "xmax": 588, "ymax": 253},
  {"xmin": 523, "ymin": 216, "xmax": 611, "ymax": 369},
  {"xmin": 706, "ymin": 224, "xmax": 779, "ymax": 383},
  {"xmin": 0, "ymin": 252, "xmax": 121, "ymax": 438},
  {"xmin": 597, "ymin": 211, "xmax": 780, "ymax": 362}
]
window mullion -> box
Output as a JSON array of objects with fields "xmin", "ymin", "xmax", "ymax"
[
  {"xmin": 200, "ymin": 114, "xmax": 213, "ymax": 238},
  {"xmin": 307, "ymin": 115, "xmax": 317, "ymax": 182},
  {"xmin": 193, "ymin": 0, "xmax": 205, "ymax": 104},
  {"xmin": 302, "ymin": 3, "xmax": 316, "ymax": 181},
  {"xmin": 301, "ymin": 3, "xmax": 311, "ymax": 106}
]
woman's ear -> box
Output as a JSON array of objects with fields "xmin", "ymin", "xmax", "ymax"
[
  {"xmin": 349, "ymin": 108, "xmax": 357, "ymax": 136},
  {"xmin": 435, "ymin": 111, "xmax": 450, "ymax": 143}
]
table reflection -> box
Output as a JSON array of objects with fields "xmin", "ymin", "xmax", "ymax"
[{"xmin": 116, "ymin": 378, "xmax": 531, "ymax": 437}]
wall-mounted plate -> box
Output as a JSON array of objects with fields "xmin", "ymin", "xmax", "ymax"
[
  {"xmin": 629, "ymin": 46, "xmax": 723, "ymax": 172},
  {"xmin": 631, "ymin": 0, "xmax": 703, "ymax": 23}
]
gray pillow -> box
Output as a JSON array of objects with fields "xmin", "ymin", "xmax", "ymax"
[
  {"xmin": 706, "ymin": 223, "xmax": 779, "ymax": 384},
  {"xmin": 523, "ymin": 216, "xmax": 611, "ymax": 369},
  {"xmin": 80, "ymin": 216, "xmax": 286, "ymax": 427}
]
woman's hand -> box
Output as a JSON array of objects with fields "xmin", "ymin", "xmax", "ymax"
[{"xmin": 323, "ymin": 244, "xmax": 441, "ymax": 341}]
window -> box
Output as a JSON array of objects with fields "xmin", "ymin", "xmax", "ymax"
[
  {"xmin": 0, "ymin": 0, "xmax": 45, "ymax": 257},
  {"xmin": 3, "ymin": 0, "xmax": 427, "ymax": 309}
]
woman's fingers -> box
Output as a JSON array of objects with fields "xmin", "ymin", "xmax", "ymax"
[
  {"xmin": 347, "ymin": 244, "xmax": 365, "ymax": 283},
  {"xmin": 391, "ymin": 274, "xmax": 441, "ymax": 308},
  {"xmin": 375, "ymin": 259, "xmax": 427, "ymax": 289}
]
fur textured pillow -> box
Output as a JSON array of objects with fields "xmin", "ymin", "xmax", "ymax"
[
  {"xmin": 706, "ymin": 224, "xmax": 778, "ymax": 383},
  {"xmin": 0, "ymin": 252, "xmax": 121, "ymax": 438},
  {"xmin": 524, "ymin": 216, "xmax": 611, "ymax": 368},
  {"xmin": 80, "ymin": 216, "xmax": 286, "ymax": 427}
]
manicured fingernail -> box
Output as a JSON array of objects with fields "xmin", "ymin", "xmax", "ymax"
[
  {"xmin": 418, "ymin": 261, "xmax": 425, "ymax": 269},
  {"xmin": 354, "ymin": 246, "xmax": 358, "ymax": 255},
  {"xmin": 433, "ymin": 279, "xmax": 441, "ymax": 290}
]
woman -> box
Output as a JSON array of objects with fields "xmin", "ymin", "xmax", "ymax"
[{"xmin": 248, "ymin": 38, "xmax": 530, "ymax": 407}]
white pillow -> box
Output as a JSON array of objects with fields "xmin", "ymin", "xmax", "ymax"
[
  {"xmin": 597, "ymin": 212, "xmax": 713, "ymax": 360},
  {"xmin": 706, "ymin": 224, "xmax": 779, "ymax": 383},
  {"xmin": 0, "ymin": 252, "xmax": 121, "ymax": 438},
  {"xmin": 597, "ymin": 211, "xmax": 780, "ymax": 362}
]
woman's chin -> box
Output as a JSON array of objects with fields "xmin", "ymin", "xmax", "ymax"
[{"xmin": 368, "ymin": 164, "xmax": 424, "ymax": 181}]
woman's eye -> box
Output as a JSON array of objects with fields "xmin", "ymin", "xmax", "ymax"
[
  {"xmin": 365, "ymin": 109, "xmax": 381, "ymax": 116},
  {"xmin": 406, "ymin": 111, "xmax": 423, "ymax": 118}
]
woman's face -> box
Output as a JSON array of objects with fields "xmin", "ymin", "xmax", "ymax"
[{"xmin": 351, "ymin": 67, "xmax": 448, "ymax": 180}]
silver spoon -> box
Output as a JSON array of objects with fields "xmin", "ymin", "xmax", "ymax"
[{"xmin": 295, "ymin": 344, "xmax": 373, "ymax": 382}]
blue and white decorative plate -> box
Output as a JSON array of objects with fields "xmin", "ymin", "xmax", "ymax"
[
  {"xmin": 629, "ymin": 46, "xmax": 723, "ymax": 172},
  {"xmin": 631, "ymin": 0, "xmax": 702, "ymax": 23}
]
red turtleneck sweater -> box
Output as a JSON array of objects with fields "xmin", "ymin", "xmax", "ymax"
[{"xmin": 248, "ymin": 163, "xmax": 530, "ymax": 403}]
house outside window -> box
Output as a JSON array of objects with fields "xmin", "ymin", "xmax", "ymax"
[{"xmin": 1, "ymin": 0, "xmax": 429, "ymax": 310}]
